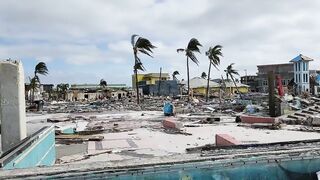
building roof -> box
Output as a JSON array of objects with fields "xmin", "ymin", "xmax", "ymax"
[
  {"xmin": 143, "ymin": 73, "xmax": 170, "ymax": 78},
  {"xmin": 257, "ymin": 63, "xmax": 293, "ymax": 67},
  {"xmin": 290, "ymin": 54, "xmax": 314, "ymax": 62},
  {"xmin": 70, "ymin": 84, "xmax": 127, "ymax": 90},
  {"xmin": 223, "ymin": 81, "xmax": 250, "ymax": 88},
  {"xmin": 182, "ymin": 77, "xmax": 220, "ymax": 88}
]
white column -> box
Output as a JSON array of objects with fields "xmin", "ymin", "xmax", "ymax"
[{"xmin": 0, "ymin": 60, "xmax": 27, "ymax": 152}]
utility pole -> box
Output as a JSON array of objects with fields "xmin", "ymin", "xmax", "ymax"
[
  {"xmin": 244, "ymin": 69, "xmax": 248, "ymax": 85},
  {"xmin": 158, "ymin": 67, "xmax": 162, "ymax": 96}
]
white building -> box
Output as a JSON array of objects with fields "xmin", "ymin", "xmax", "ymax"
[{"xmin": 290, "ymin": 54, "xmax": 314, "ymax": 94}]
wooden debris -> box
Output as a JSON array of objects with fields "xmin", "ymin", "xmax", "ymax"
[{"xmin": 56, "ymin": 134, "xmax": 104, "ymax": 143}]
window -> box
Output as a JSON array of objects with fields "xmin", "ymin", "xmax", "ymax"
[
  {"xmin": 263, "ymin": 80, "xmax": 268, "ymax": 86},
  {"xmin": 298, "ymin": 63, "xmax": 301, "ymax": 71},
  {"xmin": 281, "ymin": 80, "xmax": 286, "ymax": 85},
  {"xmin": 299, "ymin": 74, "xmax": 301, "ymax": 83}
]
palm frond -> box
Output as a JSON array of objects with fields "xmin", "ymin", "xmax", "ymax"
[
  {"xmin": 100, "ymin": 79, "xmax": 107, "ymax": 87},
  {"xmin": 186, "ymin": 51, "xmax": 199, "ymax": 65},
  {"xmin": 201, "ymin": 72, "xmax": 207, "ymax": 79},
  {"xmin": 35, "ymin": 62, "xmax": 48, "ymax": 75},
  {"xmin": 177, "ymin": 48, "xmax": 185, "ymax": 53},
  {"xmin": 225, "ymin": 63, "xmax": 239, "ymax": 78},
  {"xmin": 187, "ymin": 38, "xmax": 202, "ymax": 53},
  {"xmin": 135, "ymin": 37, "xmax": 156, "ymax": 52},
  {"xmin": 134, "ymin": 62, "xmax": 146, "ymax": 71},
  {"xmin": 173, "ymin": 71, "xmax": 180, "ymax": 76},
  {"xmin": 138, "ymin": 49, "xmax": 153, "ymax": 57},
  {"xmin": 131, "ymin": 34, "xmax": 138, "ymax": 47}
]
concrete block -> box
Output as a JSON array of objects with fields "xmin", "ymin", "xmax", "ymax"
[
  {"xmin": 162, "ymin": 118, "xmax": 183, "ymax": 130},
  {"xmin": 0, "ymin": 61, "xmax": 27, "ymax": 152},
  {"xmin": 312, "ymin": 115, "xmax": 320, "ymax": 126},
  {"xmin": 240, "ymin": 115, "xmax": 275, "ymax": 124},
  {"xmin": 215, "ymin": 134, "xmax": 240, "ymax": 146}
]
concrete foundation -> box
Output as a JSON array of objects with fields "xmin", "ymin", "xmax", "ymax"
[
  {"xmin": 0, "ymin": 60, "xmax": 27, "ymax": 152},
  {"xmin": 240, "ymin": 115, "xmax": 275, "ymax": 124}
]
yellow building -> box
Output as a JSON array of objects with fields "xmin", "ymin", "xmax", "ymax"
[
  {"xmin": 181, "ymin": 77, "xmax": 249, "ymax": 96},
  {"xmin": 223, "ymin": 81, "xmax": 249, "ymax": 94},
  {"xmin": 132, "ymin": 73, "xmax": 170, "ymax": 88},
  {"xmin": 185, "ymin": 77, "xmax": 220, "ymax": 96}
]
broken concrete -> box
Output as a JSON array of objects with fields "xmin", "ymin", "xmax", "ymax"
[
  {"xmin": 162, "ymin": 117, "xmax": 183, "ymax": 130},
  {"xmin": 240, "ymin": 115, "xmax": 275, "ymax": 124},
  {"xmin": 215, "ymin": 134, "xmax": 240, "ymax": 146}
]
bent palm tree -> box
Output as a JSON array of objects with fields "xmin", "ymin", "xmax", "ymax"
[
  {"xmin": 201, "ymin": 72, "xmax": 207, "ymax": 79},
  {"xmin": 172, "ymin": 71, "xmax": 180, "ymax": 81},
  {"xmin": 177, "ymin": 38, "xmax": 202, "ymax": 102},
  {"xmin": 224, "ymin": 63, "xmax": 242, "ymax": 99},
  {"xmin": 32, "ymin": 62, "xmax": 48, "ymax": 103},
  {"xmin": 205, "ymin": 45, "xmax": 223, "ymax": 102},
  {"xmin": 131, "ymin": 34, "xmax": 156, "ymax": 104}
]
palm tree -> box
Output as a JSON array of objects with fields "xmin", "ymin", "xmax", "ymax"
[
  {"xmin": 31, "ymin": 62, "xmax": 48, "ymax": 103},
  {"xmin": 29, "ymin": 76, "xmax": 39, "ymax": 103},
  {"xmin": 57, "ymin": 83, "xmax": 69, "ymax": 100},
  {"xmin": 224, "ymin": 63, "xmax": 242, "ymax": 99},
  {"xmin": 99, "ymin": 79, "xmax": 107, "ymax": 99},
  {"xmin": 100, "ymin": 79, "xmax": 107, "ymax": 89},
  {"xmin": 177, "ymin": 38, "xmax": 202, "ymax": 102},
  {"xmin": 131, "ymin": 34, "xmax": 156, "ymax": 104},
  {"xmin": 205, "ymin": 45, "xmax": 223, "ymax": 102},
  {"xmin": 172, "ymin": 71, "xmax": 180, "ymax": 81},
  {"xmin": 201, "ymin": 72, "xmax": 207, "ymax": 79}
]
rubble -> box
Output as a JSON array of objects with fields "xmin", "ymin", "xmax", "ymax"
[
  {"xmin": 162, "ymin": 117, "xmax": 183, "ymax": 130},
  {"xmin": 215, "ymin": 134, "xmax": 239, "ymax": 146}
]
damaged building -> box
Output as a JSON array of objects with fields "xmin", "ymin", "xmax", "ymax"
[{"xmin": 67, "ymin": 84, "xmax": 129, "ymax": 101}]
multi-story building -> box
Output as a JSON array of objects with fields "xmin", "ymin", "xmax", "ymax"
[
  {"xmin": 290, "ymin": 54, "xmax": 313, "ymax": 94},
  {"xmin": 132, "ymin": 73, "xmax": 170, "ymax": 88},
  {"xmin": 256, "ymin": 63, "xmax": 294, "ymax": 93},
  {"xmin": 240, "ymin": 75, "xmax": 258, "ymax": 92}
]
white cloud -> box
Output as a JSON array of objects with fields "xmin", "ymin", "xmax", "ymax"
[{"xmin": 1, "ymin": 0, "xmax": 320, "ymax": 84}]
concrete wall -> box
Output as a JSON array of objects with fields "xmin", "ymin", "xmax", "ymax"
[
  {"xmin": 0, "ymin": 61, "xmax": 27, "ymax": 152},
  {"xmin": 67, "ymin": 91, "xmax": 104, "ymax": 101},
  {"xmin": 149, "ymin": 80, "xmax": 179, "ymax": 96}
]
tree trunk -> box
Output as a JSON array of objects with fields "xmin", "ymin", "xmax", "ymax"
[
  {"xmin": 206, "ymin": 62, "xmax": 212, "ymax": 102},
  {"xmin": 134, "ymin": 53, "xmax": 140, "ymax": 104},
  {"xmin": 231, "ymin": 75, "xmax": 243, "ymax": 99},
  {"xmin": 187, "ymin": 57, "xmax": 190, "ymax": 102},
  {"xmin": 31, "ymin": 87, "xmax": 35, "ymax": 104}
]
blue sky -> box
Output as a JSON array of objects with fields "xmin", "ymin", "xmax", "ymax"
[{"xmin": 1, "ymin": 0, "xmax": 320, "ymax": 86}]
